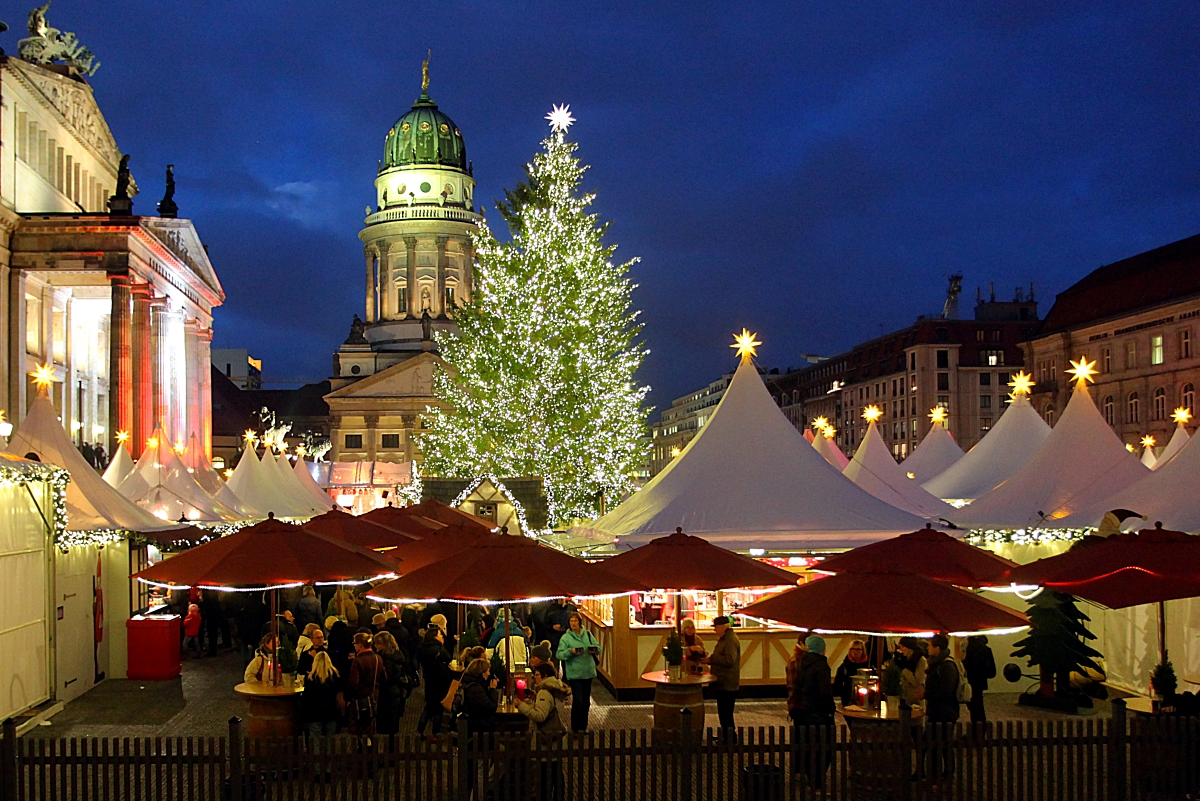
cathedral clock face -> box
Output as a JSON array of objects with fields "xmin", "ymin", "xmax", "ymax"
[{"xmin": 420, "ymin": 182, "xmax": 432, "ymax": 193}]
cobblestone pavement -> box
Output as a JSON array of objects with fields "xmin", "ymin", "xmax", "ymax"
[{"xmin": 27, "ymin": 649, "xmax": 1114, "ymax": 740}]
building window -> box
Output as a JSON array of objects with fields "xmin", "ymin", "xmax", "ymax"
[
  {"xmin": 982, "ymin": 349, "xmax": 1004, "ymax": 367},
  {"xmin": 991, "ymin": 329, "xmax": 1002, "ymax": 342},
  {"xmin": 1181, "ymin": 329, "xmax": 1192, "ymax": 360},
  {"xmin": 1102, "ymin": 347, "xmax": 1111, "ymax": 373},
  {"xmin": 1185, "ymin": 383, "xmax": 1195, "ymax": 412},
  {"xmin": 937, "ymin": 396, "xmax": 950, "ymax": 408},
  {"xmin": 979, "ymin": 373, "xmax": 991, "ymax": 387},
  {"xmin": 936, "ymin": 350, "xmax": 949, "ymax": 369},
  {"xmin": 981, "ymin": 418, "xmax": 992, "ymax": 433},
  {"xmin": 1151, "ymin": 335, "xmax": 1164, "ymax": 366},
  {"xmin": 910, "ymin": 353, "xmax": 916, "ymax": 370},
  {"xmin": 1125, "ymin": 341, "xmax": 1137, "ymax": 370},
  {"xmin": 976, "ymin": 330, "xmax": 984, "ymax": 342},
  {"xmin": 1103, "ymin": 395, "xmax": 1115, "ymax": 426},
  {"xmin": 937, "ymin": 373, "xmax": 950, "ymax": 391},
  {"xmin": 445, "ymin": 287, "xmax": 456, "ymax": 308},
  {"xmin": 910, "ymin": 374, "xmax": 917, "ymax": 392},
  {"xmin": 398, "ymin": 287, "xmax": 408, "ymax": 313},
  {"xmin": 344, "ymin": 434, "xmax": 363, "ymax": 449},
  {"xmin": 999, "ymin": 372, "xmax": 1010, "ymax": 386},
  {"xmin": 1153, "ymin": 387, "xmax": 1166, "ymax": 421},
  {"xmin": 474, "ymin": 502, "xmax": 497, "ymax": 522},
  {"xmin": 1045, "ymin": 405, "xmax": 1055, "ymax": 426},
  {"xmin": 980, "ymin": 395, "xmax": 992, "ymax": 409},
  {"xmin": 1127, "ymin": 393, "xmax": 1140, "ymax": 424},
  {"xmin": 381, "ymin": 433, "xmax": 400, "ymax": 449},
  {"xmin": 911, "ymin": 419, "xmax": 918, "ymax": 437}
]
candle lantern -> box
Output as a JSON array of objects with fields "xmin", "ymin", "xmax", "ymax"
[{"xmin": 851, "ymin": 668, "xmax": 880, "ymax": 710}]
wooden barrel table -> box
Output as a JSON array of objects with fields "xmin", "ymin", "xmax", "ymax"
[
  {"xmin": 234, "ymin": 682, "xmax": 304, "ymax": 738},
  {"xmin": 641, "ymin": 670, "xmax": 715, "ymax": 742}
]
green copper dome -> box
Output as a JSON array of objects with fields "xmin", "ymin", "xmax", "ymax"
[{"xmin": 383, "ymin": 91, "xmax": 468, "ymax": 172}]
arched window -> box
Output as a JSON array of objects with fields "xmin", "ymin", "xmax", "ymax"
[
  {"xmin": 1045, "ymin": 405, "xmax": 1055, "ymax": 426},
  {"xmin": 1103, "ymin": 395, "xmax": 1115, "ymax": 426},
  {"xmin": 1184, "ymin": 383, "xmax": 1195, "ymax": 413},
  {"xmin": 1127, "ymin": 392, "xmax": 1140, "ymax": 424},
  {"xmin": 792, "ymin": 390, "xmax": 800, "ymax": 405},
  {"xmin": 1153, "ymin": 387, "xmax": 1166, "ymax": 421}
]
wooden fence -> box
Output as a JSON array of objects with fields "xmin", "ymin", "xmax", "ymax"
[{"xmin": 3, "ymin": 700, "xmax": 1198, "ymax": 800}]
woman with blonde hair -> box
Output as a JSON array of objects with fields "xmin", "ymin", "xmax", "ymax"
[
  {"xmin": 374, "ymin": 631, "xmax": 409, "ymax": 734},
  {"xmin": 301, "ymin": 651, "xmax": 341, "ymax": 739}
]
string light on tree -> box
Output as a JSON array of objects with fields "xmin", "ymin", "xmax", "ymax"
[
  {"xmin": 1066, "ymin": 357, "xmax": 1098, "ymax": 387},
  {"xmin": 731, "ymin": 328, "xmax": 761, "ymax": 360},
  {"xmin": 1172, "ymin": 407, "xmax": 1193, "ymax": 425},
  {"xmin": 1008, "ymin": 371, "xmax": 1035, "ymax": 397},
  {"xmin": 862, "ymin": 405, "xmax": 883, "ymax": 423},
  {"xmin": 928, "ymin": 406, "xmax": 949, "ymax": 425}
]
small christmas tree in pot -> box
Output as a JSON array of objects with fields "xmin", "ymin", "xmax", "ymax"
[
  {"xmin": 1151, "ymin": 655, "xmax": 1177, "ymax": 713},
  {"xmin": 880, "ymin": 660, "xmax": 904, "ymax": 717},
  {"xmin": 662, "ymin": 631, "xmax": 684, "ymax": 680}
]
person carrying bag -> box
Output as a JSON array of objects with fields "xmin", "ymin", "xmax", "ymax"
[{"xmin": 346, "ymin": 632, "xmax": 382, "ymax": 740}]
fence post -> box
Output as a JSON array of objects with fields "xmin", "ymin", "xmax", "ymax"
[
  {"xmin": 228, "ymin": 717, "xmax": 243, "ymax": 801},
  {"xmin": 679, "ymin": 707, "xmax": 694, "ymax": 799},
  {"xmin": 456, "ymin": 715, "xmax": 471, "ymax": 801},
  {"xmin": 1, "ymin": 718, "xmax": 17, "ymax": 801},
  {"xmin": 898, "ymin": 706, "xmax": 912, "ymax": 801},
  {"xmin": 1108, "ymin": 699, "xmax": 1127, "ymax": 801}
]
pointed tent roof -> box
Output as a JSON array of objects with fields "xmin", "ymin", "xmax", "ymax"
[
  {"xmin": 180, "ymin": 433, "xmax": 223, "ymax": 495},
  {"xmin": 6, "ymin": 393, "xmax": 175, "ymax": 533},
  {"xmin": 1140, "ymin": 444, "xmax": 1157, "ymax": 469},
  {"xmin": 803, "ymin": 428, "xmax": 815, "ymax": 443},
  {"xmin": 843, "ymin": 421, "xmax": 953, "ymax": 518},
  {"xmin": 922, "ymin": 395, "xmax": 1051, "ymax": 502},
  {"xmin": 570, "ymin": 351, "xmax": 924, "ymax": 550},
  {"xmin": 951, "ymin": 383, "xmax": 1149, "ymax": 529},
  {"xmin": 227, "ymin": 446, "xmax": 312, "ymax": 520},
  {"xmin": 293, "ymin": 457, "xmax": 337, "ymax": 512},
  {"xmin": 102, "ymin": 442, "xmax": 134, "ymax": 487},
  {"xmin": 900, "ymin": 422, "xmax": 964, "ymax": 484},
  {"xmin": 1152, "ymin": 423, "xmax": 1190, "ymax": 470},
  {"xmin": 813, "ymin": 431, "xmax": 849, "ymax": 470},
  {"xmin": 261, "ymin": 450, "xmax": 326, "ymax": 517},
  {"xmin": 117, "ymin": 427, "xmax": 243, "ymax": 523}
]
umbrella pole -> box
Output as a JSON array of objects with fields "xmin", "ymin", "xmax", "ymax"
[
  {"xmin": 270, "ymin": 589, "xmax": 279, "ymax": 687},
  {"xmin": 504, "ymin": 608, "xmax": 513, "ymax": 707},
  {"xmin": 1158, "ymin": 601, "xmax": 1167, "ymax": 665},
  {"xmin": 675, "ymin": 591, "xmax": 682, "ymax": 636},
  {"xmin": 716, "ymin": 590, "xmax": 723, "ymax": 619}
]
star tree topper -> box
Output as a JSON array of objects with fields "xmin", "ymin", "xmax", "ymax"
[
  {"xmin": 546, "ymin": 104, "xmax": 575, "ymax": 138},
  {"xmin": 731, "ymin": 328, "xmax": 761, "ymax": 361}
]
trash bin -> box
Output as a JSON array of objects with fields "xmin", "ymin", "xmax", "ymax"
[{"xmin": 741, "ymin": 763, "xmax": 784, "ymax": 800}]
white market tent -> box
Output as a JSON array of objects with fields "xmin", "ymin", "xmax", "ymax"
[
  {"xmin": 922, "ymin": 394, "xmax": 1051, "ymax": 503},
  {"xmin": 101, "ymin": 442, "xmax": 134, "ymax": 487},
  {"xmin": 899, "ymin": 420, "xmax": 964, "ymax": 484},
  {"xmin": 293, "ymin": 457, "xmax": 336, "ymax": 511},
  {"xmin": 6, "ymin": 393, "xmax": 174, "ymax": 533},
  {"xmin": 262, "ymin": 450, "xmax": 331, "ymax": 515},
  {"xmin": 226, "ymin": 446, "xmax": 314, "ymax": 520},
  {"xmin": 177, "ymin": 433, "xmax": 264, "ymax": 519},
  {"xmin": 843, "ymin": 419, "xmax": 953, "ymax": 519},
  {"xmin": 1140, "ymin": 445, "xmax": 1157, "ymax": 469},
  {"xmin": 951, "ymin": 378, "xmax": 1149, "ymax": 530},
  {"xmin": 1152, "ymin": 421, "xmax": 1190, "ymax": 470},
  {"xmin": 117, "ymin": 427, "xmax": 243, "ymax": 523},
  {"xmin": 812, "ymin": 431, "xmax": 850, "ymax": 470},
  {"xmin": 569, "ymin": 345, "xmax": 925, "ymax": 550}
]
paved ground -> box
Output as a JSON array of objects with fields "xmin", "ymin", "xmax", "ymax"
[{"xmin": 26, "ymin": 649, "xmax": 1116, "ymax": 740}]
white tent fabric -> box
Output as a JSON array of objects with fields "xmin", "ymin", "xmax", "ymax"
[
  {"xmin": 177, "ymin": 433, "xmax": 264, "ymax": 518},
  {"xmin": 1152, "ymin": 423, "xmax": 1190, "ymax": 470},
  {"xmin": 951, "ymin": 384, "xmax": 1149, "ymax": 530},
  {"xmin": 262, "ymin": 451, "xmax": 327, "ymax": 517},
  {"xmin": 227, "ymin": 447, "xmax": 312, "ymax": 519},
  {"xmin": 843, "ymin": 421, "xmax": 953, "ymax": 518},
  {"xmin": 293, "ymin": 458, "xmax": 336, "ymax": 511},
  {"xmin": 812, "ymin": 432, "xmax": 849, "ymax": 470},
  {"xmin": 1056, "ymin": 429, "xmax": 1200, "ymax": 532},
  {"xmin": 1140, "ymin": 445, "xmax": 1157, "ymax": 469},
  {"xmin": 922, "ymin": 396, "xmax": 1051, "ymax": 503},
  {"xmin": 899, "ymin": 422, "xmax": 964, "ymax": 484},
  {"xmin": 568, "ymin": 356, "xmax": 924, "ymax": 549},
  {"xmin": 5, "ymin": 394, "xmax": 175, "ymax": 533},
  {"xmin": 117, "ymin": 427, "xmax": 243, "ymax": 523},
  {"xmin": 101, "ymin": 442, "xmax": 134, "ymax": 488}
]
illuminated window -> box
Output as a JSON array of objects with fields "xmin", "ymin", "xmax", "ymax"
[
  {"xmin": 981, "ymin": 418, "xmax": 992, "ymax": 433},
  {"xmin": 1151, "ymin": 335, "xmax": 1164, "ymax": 366},
  {"xmin": 981, "ymin": 350, "xmax": 1004, "ymax": 367}
]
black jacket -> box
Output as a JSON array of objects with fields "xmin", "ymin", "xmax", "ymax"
[
  {"xmin": 418, "ymin": 641, "xmax": 453, "ymax": 705},
  {"xmin": 378, "ymin": 648, "xmax": 408, "ymax": 702},
  {"xmin": 791, "ymin": 652, "xmax": 836, "ymax": 725},
  {"xmin": 460, "ymin": 673, "xmax": 498, "ymax": 734},
  {"xmin": 833, "ymin": 657, "xmax": 872, "ymax": 708},
  {"xmin": 963, "ymin": 640, "xmax": 996, "ymax": 691},
  {"xmin": 924, "ymin": 652, "xmax": 961, "ymax": 723},
  {"xmin": 299, "ymin": 675, "xmax": 341, "ymax": 724}
]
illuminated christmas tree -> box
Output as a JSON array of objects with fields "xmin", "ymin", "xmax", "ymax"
[{"xmin": 419, "ymin": 105, "xmax": 649, "ymax": 524}]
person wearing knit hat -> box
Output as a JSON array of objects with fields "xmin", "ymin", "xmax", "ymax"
[
  {"xmin": 787, "ymin": 630, "xmax": 836, "ymax": 790},
  {"xmin": 804, "ymin": 635, "xmax": 826, "ymax": 654},
  {"xmin": 429, "ymin": 613, "xmax": 448, "ymax": 632}
]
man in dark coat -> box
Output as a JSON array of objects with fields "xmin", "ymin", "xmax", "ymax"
[
  {"xmin": 787, "ymin": 635, "xmax": 836, "ymax": 790},
  {"xmin": 921, "ymin": 634, "xmax": 961, "ymax": 782},
  {"xmin": 963, "ymin": 635, "xmax": 996, "ymax": 726}
]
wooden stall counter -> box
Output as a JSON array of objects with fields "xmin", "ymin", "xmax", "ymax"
[
  {"xmin": 641, "ymin": 670, "xmax": 716, "ymax": 740},
  {"xmin": 234, "ymin": 682, "xmax": 304, "ymax": 738}
]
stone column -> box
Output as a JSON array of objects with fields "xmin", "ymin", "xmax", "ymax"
[
  {"xmin": 436, "ymin": 236, "xmax": 448, "ymax": 316},
  {"xmin": 401, "ymin": 413, "xmax": 417, "ymax": 463},
  {"xmin": 461, "ymin": 238, "xmax": 474, "ymax": 303},
  {"xmin": 151, "ymin": 299, "xmax": 171, "ymax": 444},
  {"xmin": 378, "ymin": 241, "xmax": 393, "ymax": 320},
  {"xmin": 184, "ymin": 320, "xmax": 201, "ymax": 447},
  {"xmin": 63, "ymin": 295, "xmax": 75, "ymax": 443},
  {"xmin": 404, "ymin": 237, "xmax": 418, "ymax": 316},
  {"xmin": 364, "ymin": 247, "xmax": 376, "ymax": 323},
  {"xmin": 107, "ymin": 274, "xmax": 133, "ymax": 451},
  {"xmin": 0, "ymin": 216, "xmax": 14, "ymax": 413},
  {"xmin": 329, "ymin": 415, "xmax": 342, "ymax": 462},
  {"xmin": 130, "ymin": 284, "xmax": 154, "ymax": 456},
  {"xmin": 364, "ymin": 413, "xmax": 379, "ymax": 462},
  {"xmin": 196, "ymin": 326, "xmax": 213, "ymax": 458}
]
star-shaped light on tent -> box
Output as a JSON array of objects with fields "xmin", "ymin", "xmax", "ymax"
[
  {"xmin": 1172, "ymin": 407, "xmax": 1193, "ymax": 425},
  {"xmin": 1008, "ymin": 371, "xmax": 1035, "ymax": 397},
  {"xmin": 1141, "ymin": 435, "xmax": 1156, "ymax": 449},
  {"xmin": 862, "ymin": 405, "xmax": 883, "ymax": 423},
  {"xmin": 928, "ymin": 406, "xmax": 949, "ymax": 425},
  {"xmin": 670, "ymin": 446, "xmax": 681, "ymax": 458},
  {"xmin": 295, "ymin": 443, "xmax": 308, "ymax": 458},
  {"xmin": 811, "ymin": 416, "xmax": 829, "ymax": 432},
  {"xmin": 823, "ymin": 424, "xmax": 838, "ymax": 438},
  {"xmin": 731, "ymin": 328, "xmax": 762, "ymax": 360},
  {"xmin": 546, "ymin": 104, "xmax": 575, "ymax": 135},
  {"xmin": 243, "ymin": 430, "xmax": 258, "ymax": 446},
  {"xmin": 1066, "ymin": 357, "xmax": 1098, "ymax": 387},
  {"xmin": 1125, "ymin": 443, "xmax": 1136, "ymax": 453},
  {"xmin": 31, "ymin": 363, "xmax": 55, "ymax": 394},
  {"xmin": 115, "ymin": 430, "xmax": 130, "ymax": 444},
  {"xmin": 146, "ymin": 436, "xmax": 159, "ymax": 450}
]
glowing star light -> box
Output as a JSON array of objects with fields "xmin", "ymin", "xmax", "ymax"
[
  {"xmin": 1173, "ymin": 407, "xmax": 1193, "ymax": 425},
  {"xmin": 811, "ymin": 416, "xmax": 829, "ymax": 432},
  {"xmin": 31, "ymin": 363, "xmax": 55, "ymax": 393},
  {"xmin": 1126, "ymin": 443, "xmax": 1136, "ymax": 453},
  {"xmin": 1141, "ymin": 435, "xmax": 1156, "ymax": 449},
  {"xmin": 928, "ymin": 406, "xmax": 949, "ymax": 425},
  {"xmin": 823, "ymin": 424, "xmax": 837, "ymax": 438},
  {"xmin": 1066, "ymin": 357, "xmax": 1097, "ymax": 387},
  {"xmin": 546, "ymin": 104, "xmax": 575, "ymax": 134},
  {"xmin": 243, "ymin": 430, "xmax": 258, "ymax": 445},
  {"xmin": 670, "ymin": 446, "xmax": 681, "ymax": 458},
  {"xmin": 862, "ymin": 405, "xmax": 883, "ymax": 423},
  {"xmin": 1008, "ymin": 371, "xmax": 1035, "ymax": 397},
  {"xmin": 115, "ymin": 430, "xmax": 130, "ymax": 444},
  {"xmin": 730, "ymin": 328, "xmax": 762, "ymax": 360}
]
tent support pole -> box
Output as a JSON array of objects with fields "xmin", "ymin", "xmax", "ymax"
[
  {"xmin": 270, "ymin": 589, "xmax": 279, "ymax": 687},
  {"xmin": 716, "ymin": 591, "xmax": 723, "ymax": 618},
  {"xmin": 1158, "ymin": 601, "xmax": 1167, "ymax": 665}
]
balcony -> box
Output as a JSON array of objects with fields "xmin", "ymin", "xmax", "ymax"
[{"xmin": 364, "ymin": 205, "xmax": 482, "ymax": 226}]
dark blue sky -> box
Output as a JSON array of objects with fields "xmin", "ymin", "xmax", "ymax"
[{"xmin": 28, "ymin": 1, "xmax": 1200, "ymax": 410}]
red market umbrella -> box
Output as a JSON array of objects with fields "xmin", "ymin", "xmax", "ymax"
[
  {"xmin": 741, "ymin": 568, "xmax": 1028, "ymax": 636},
  {"xmin": 392, "ymin": 497, "xmax": 498, "ymax": 532},
  {"xmin": 602, "ymin": 528, "xmax": 799, "ymax": 591},
  {"xmin": 368, "ymin": 535, "xmax": 646, "ymax": 604},
  {"xmin": 817, "ymin": 524, "xmax": 1018, "ymax": 587},
  {"xmin": 358, "ymin": 505, "xmax": 447, "ymax": 538},
  {"xmin": 132, "ymin": 518, "xmax": 397, "ymax": 590},
  {"xmin": 386, "ymin": 523, "xmax": 495, "ymax": 574},
  {"xmin": 302, "ymin": 508, "xmax": 420, "ymax": 549}
]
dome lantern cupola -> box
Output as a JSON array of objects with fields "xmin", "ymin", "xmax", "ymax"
[{"xmin": 382, "ymin": 62, "xmax": 468, "ymax": 173}]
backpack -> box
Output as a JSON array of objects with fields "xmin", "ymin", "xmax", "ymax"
[{"xmin": 949, "ymin": 657, "xmax": 972, "ymax": 703}]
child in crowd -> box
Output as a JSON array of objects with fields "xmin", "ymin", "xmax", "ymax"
[{"xmin": 183, "ymin": 603, "xmax": 202, "ymax": 657}]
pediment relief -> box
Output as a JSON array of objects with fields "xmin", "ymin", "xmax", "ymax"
[
  {"xmin": 326, "ymin": 354, "xmax": 440, "ymax": 400},
  {"xmin": 10, "ymin": 59, "xmax": 120, "ymax": 170},
  {"xmin": 141, "ymin": 219, "xmax": 224, "ymax": 297}
]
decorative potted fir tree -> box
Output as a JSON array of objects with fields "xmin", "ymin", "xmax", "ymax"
[
  {"xmin": 880, "ymin": 660, "xmax": 903, "ymax": 718},
  {"xmin": 1151, "ymin": 655, "xmax": 1177, "ymax": 713},
  {"xmin": 662, "ymin": 631, "xmax": 684, "ymax": 680},
  {"xmin": 277, "ymin": 634, "xmax": 299, "ymax": 687}
]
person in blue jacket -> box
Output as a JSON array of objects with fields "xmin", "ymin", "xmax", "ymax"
[{"xmin": 554, "ymin": 611, "xmax": 601, "ymax": 732}]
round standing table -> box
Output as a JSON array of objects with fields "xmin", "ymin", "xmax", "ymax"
[
  {"xmin": 641, "ymin": 670, "xmax": 716, "ymax": 741},
  {"xmin": 234, "ymin": 682, "xmax": 304, "ymax": 738}
]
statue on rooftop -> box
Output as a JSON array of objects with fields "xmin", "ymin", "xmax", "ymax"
[
  {"xmin": 345, "ymin": 315, "xmax": 368, "ymax": 345},
  {"xmin": 18, "ymin": 2, "xmax": 100, "ymax": 76},
  {"xmin": 107, "ymin": 154, "xmax": 133, "ymax": 216},
  {"xmin": 157, "ymin": 164, "xmax": 178, "ymax": 218}
]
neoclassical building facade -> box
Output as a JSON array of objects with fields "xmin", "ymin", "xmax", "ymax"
[
  {"xmin": 0, "ymin": 49, "xmax": 223, "ymax": 459},
  {"xmin": 327, "ymin": 69, "xmax": 479, "ymax": 463}
]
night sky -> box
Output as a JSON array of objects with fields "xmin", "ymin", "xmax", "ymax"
[{"xmin": 25, "ymin": 2, "xmax": 1200, "ymax": 411}]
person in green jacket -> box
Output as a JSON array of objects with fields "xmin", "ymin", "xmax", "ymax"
[{"xmin": 554, "ymin": 611, "xmax": 601, "ymax": 732}]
